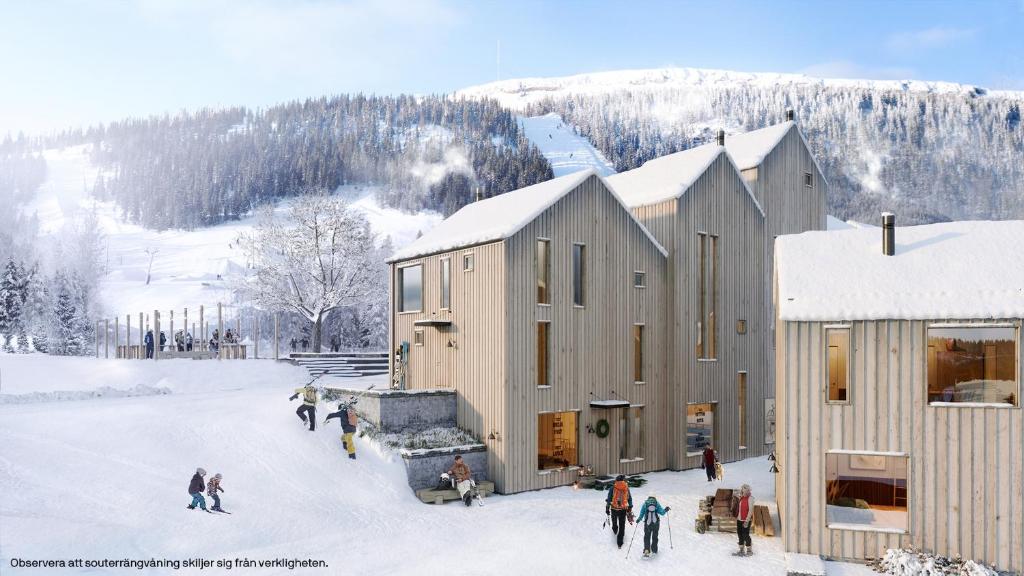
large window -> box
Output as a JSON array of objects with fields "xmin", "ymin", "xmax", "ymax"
[
  {"xmin": 633, "ymin": 324, "xmax": 644, "ymax": 383},
  {"xmin": 537, "ymin": 321, "xmax": 551, "ymax": 387},
  {"xmin": 537, "ymin": 239, "xmax": 551, "ymax": 304},
  {"xmin": 398, "ymin": 264, "xmax": 422, "ymax": 312},
  {"xmin": 440, "ymin": 258, "xmax": 451, "ymax": 309},
  {"xmin": 619, "ymin": 406, "xmax": 644, "ymax": 460},
  {"xmin": 827, "ymin": 327, "xmax": 851, "ymax": 403},
  {"xmin": 697, "ymin": 233, "xmax": 718, "ymax": 358},
  {"xmin": 572, "ymin": 243, "xmax": 585, "ymax": 306},
  {"xmin": 738, "ymin": 372, "xmax": 747, "ymax": 449},
  {"xmin": 826, "ymin": 452, "xmax": 908, "ymax": 532},
  {"xmin": 686, "ymin": 403, "xmax": 715, "ymax": 456},
  {"xmin": 927, "ymin": 326, "xmax": 1018, "ymax": 405},
  {"xmin": 538, "ymin": 411, "xmax": 578, "ymax": 470}
]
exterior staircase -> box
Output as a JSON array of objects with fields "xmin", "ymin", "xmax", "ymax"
[{"xmin": 287, "ymin": 352, "xmax": 389, "ymax": 378}]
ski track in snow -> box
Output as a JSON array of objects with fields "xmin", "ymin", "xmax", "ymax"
[
  {"xmin": 518, "ymin": 113, "xmax": 616, "ymax": 177},
  {"xmin": 0, "ymin": 354, "xmax": 875, "ymax": 576}
]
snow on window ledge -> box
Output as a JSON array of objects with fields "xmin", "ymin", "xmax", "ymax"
[
  {"xmin": 618, "ymin": 457, "xmax": 645, "ymax": 463},
  {"xmin": 826, "ymin": 523, "xmax": 907, "ymax": 535},
  {"xmin": 537, "ymin": 466, "xmax": 581, "ymax": 476},
  {"xmin": 929, "ymin": 401, "xmax": 1016, "ymax": 409}
]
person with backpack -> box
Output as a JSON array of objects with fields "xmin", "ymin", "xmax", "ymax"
[
  {"xmin": 187, "ymin": 468, "xmax": 209, "ymax": 512},
  {"xmin": 207, "ymin": 473, "xmax": 226, "ymax": 512},
  {"xmin": 604, "ymin": 475, "xmax": 634, "ymax": 548},
  {"xmin": 289, "ymin": 383, "xmax": 318, "ymax": 431},
  {"xmin": 325, "ymin": 402, "xmax": 359, "ymax": 459},
  {"xmin": 636, "ymin": 494, "xmax": 670, "ymax": 557},
  {"xmin": 702, "ymin": 444, "xmax": 717, "ymax": 482},
  {"xmin": 159, "ymin": 331, "xmax": 167, "ymax": 352},
  {"xmin": 733, "ymin": 484, "xmax": 755, "ymax": 556}
]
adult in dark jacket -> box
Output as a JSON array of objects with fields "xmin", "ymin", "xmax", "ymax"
[
  {"xmin": 144, "ymin": 330, "xmax": 154, "ymax": 359},
  {"xmin": 159, "ymin": 331, "xmax": 167, "ymax": 352},
  {"xmin": 604, "ymin": 475, "xmax": 634, "ymax": 548},
  {"xmin": 187, "ymin": 468, "xmax": 209, "ymax": 511},
  {"xmin": 325, "ymin": 403, "xmax": 358, "ymax": 459},
  {"xmin": 637, "ymin": 495, "xmax": 670, "ymax": 557},
  {"xmin": 702, "ymin": 445, "xmax": 717, "ymax": 482}
]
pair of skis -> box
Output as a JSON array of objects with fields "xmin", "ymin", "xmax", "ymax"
[{"xmin": 185, "ymin": 506, "xmax": 231, "ymax": 514}]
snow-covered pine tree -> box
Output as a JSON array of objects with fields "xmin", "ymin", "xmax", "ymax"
[
  {"xmin": 53, "ymin": 274, "xmax": 83, "ymax": 356},
  {"xmin": 1, "ymin": 258, "xmax": 24, "ymax": 352}
]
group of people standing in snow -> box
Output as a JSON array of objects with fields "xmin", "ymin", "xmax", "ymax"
[
  {"xmin": 289, "ymin": 381, "xmax": 359, "ymax": 459},
  {"xmin": 186, "ymin": 468, "xmax": 227, "ymax": 513}
]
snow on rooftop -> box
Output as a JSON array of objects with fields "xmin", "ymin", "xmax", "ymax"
[
  {"xmin": 724, "ymin": 121, "xmax": 793, "ymax": 170},
  {"xmin": 605, "ymin": 145, "xmax": 724, "ymax": 207},
  {"xmin": 776, "ymin": 220, "xmax": 1024, "ymax": 321},
  {"xmin": 826, "ymin": 215, "xmax": 854, "ymax": 230},
  {"xmin": 389, "ymin": 170, "xmax": 595, "ymax": 262}
]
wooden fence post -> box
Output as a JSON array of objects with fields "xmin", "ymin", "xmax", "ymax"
[
  {"xmin": 139, "ymin": 312, "xmax": 144, "ymax": 359},
  {"xmin": 199, "ymin": 305, "xmax": 205, "ymax": 351},
  {"xmin": 274, "ymin": 313, "xmax": 280, "ymax": 360},
  {"xmin": 254, "ymin": 314, "xmax": 259, "ymax": 359},
  {"xmin": 154, "ymin": 310, "xmax": 160, "ymax": 361},
  {"xmin": 218, "ymin": 303, "xmax": 223, "ymax": 360},
  {"xmin": 95, "ymin": 321, "xmax": 100, "ymax": 358},
  {"xmin": 126, "ymin": 314, "xmax": 131, "ymax": 358}
]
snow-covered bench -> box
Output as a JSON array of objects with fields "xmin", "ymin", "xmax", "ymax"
[{"xmin": 415, "ymin": 480, "xmax": 495, "ymax": 504}]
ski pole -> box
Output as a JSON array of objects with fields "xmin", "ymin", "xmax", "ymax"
[
  {"xmin": 624, "ymin": 522, "xmax": 640, "ymax": 559},
  {"xmin": 666, "ymin": 511, "xmax": 673, "ymax": 549}
]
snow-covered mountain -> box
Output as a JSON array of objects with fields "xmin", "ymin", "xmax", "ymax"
[{"xmin": 461, "ymin": 67, "xmax": 1024, "ymax": 225}]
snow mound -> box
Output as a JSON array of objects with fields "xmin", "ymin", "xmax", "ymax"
[
  {"xmin": 0, "ymin": 383, "xmax": 171, "ymax": 404},
  {"xmin": 873, "ymin": 548, "xmax": 1002, "ymax": 576}
]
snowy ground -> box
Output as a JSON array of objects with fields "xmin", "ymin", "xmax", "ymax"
[
  {"xmin": 518, "ymin": 113, "xmax": 616, "ymax": 177},
  {"xmin": 0, "ymin": 354, "xmax": 875, "ymax": 575}
]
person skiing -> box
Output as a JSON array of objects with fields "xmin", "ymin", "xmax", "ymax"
[
  {"xmin": 702, "ymin": 444, "xmax": 717, "ymax": 482},
  {"xmin": 733, "ymin": 484, "xmax": 755, "ymax": 556},
  {"xmin": 325, "ymin": 401, "xmax": 359, "ymax": 459},
  {"xmin": 187, "ymin": 468, "xmax": 209, "ymax": 512},
  {"xmin": 447, "ymin": 455, "xmax": 474, "ymax": 506},
  {"xmin": 605, "ymin": 475, "xmax": 634, "ymax": 548},
  {"xmin": 637, "ymin": 494, "xmax": 670, "ymax": 557},
  {"xmin": 207, "ymin": 473, "xmax": 226, "ymax": 512},
  {"xmin": 290, "ymin": 382, "xmax": 318, "ymax": 431},
  {"xmin": 144, "ymin": 330, "xmax": 154, "ymax": 359}
]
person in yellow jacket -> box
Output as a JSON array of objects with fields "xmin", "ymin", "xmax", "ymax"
[{"xmin": 289, "ymin": 383, "xmax": 318, "ymax": 431}]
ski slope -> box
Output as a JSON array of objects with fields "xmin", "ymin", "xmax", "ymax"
[
  {"xmin": 518, "ymin": 113, "xmax": 616, "ymax": 177},
  {"xmin": 24, "ymin": 146, "xmax": 442, "ymax": 318},
  {"xmin": 0, "ymin": 353, "xmax": 849, "ymax": 576}
]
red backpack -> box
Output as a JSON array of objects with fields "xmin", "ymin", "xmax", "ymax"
[{"xmin": 611, "ymin": 481, "xmax": 630, "ymax": 509}]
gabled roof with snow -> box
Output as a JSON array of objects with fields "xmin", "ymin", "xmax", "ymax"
[
  {"xmin": 605, "ymin": 145, "xmax": 764, "ymax": 216},
  {"xmin": 724, "ymin": 121, "xmax": 794, "ymax": 170},
  {"xmin": 388, "ymin": 169, "xmax": 667, "ymax": 262},
  {"xmin": 776, "ymin": 220, "xmax": 1024, "ymax": 321}
]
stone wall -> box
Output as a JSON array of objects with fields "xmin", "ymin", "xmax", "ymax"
[
  {"xmin": 323, "ymin": 387, "xmax": 456, "ymax": 433},
  {"xmin": 400, "ymin": 444, "xmax": 489, "ymax": 491}
]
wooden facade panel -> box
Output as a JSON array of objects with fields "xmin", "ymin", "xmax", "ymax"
[{"xmin": 777, "ymin": 319, "xmax": 1023, "ymax": 572}]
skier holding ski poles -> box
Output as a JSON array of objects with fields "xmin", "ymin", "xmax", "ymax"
[
  {"xmin": 636, "ymin": 494, "xmax": 670, "ymax": 558},
  {"xmin": 605, "ymin": 475, "xmax": 634, "ymax": 549},
  {"xmin": 290, "ymin": 376, "xmax": 321, "ymax": 431}
]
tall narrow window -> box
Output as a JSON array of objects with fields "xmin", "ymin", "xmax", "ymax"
[
  {"xmin": 927, "ymin": 325, "xmax": 1018, "ymax": 405},
  {"xmin": 572, "ymin": 243, "xmax": 585, "ymax": 307},
  {"xmin": 537, "ymin": 321, "xmax": 551, "ymax": 387},
  {"xmin": 537, "ymin": 239, "xmax": 551, "ymax": 304},
  {"xmin": 633, "ymin": 324, "xmax": 644, "ymax": 383},
  {"xmin": 738, "ymin": 372, "xmax": 747, "ymax": 449},
  {"xmin": 463, "ymin": 253, "xmax": 474, "ymax": 272},
  {"xmin": 826, "ymin": 327, "xmax": 851, "ymax": 403},
  {"xmin": 440, "ymin": 258, "xmax": 451, "ymax": 309},
  {"xmin": 696, "ymin": 233, "xmax": 718, "ymax": 358},
  {"xmin": 619, "ymin": 406, "xmax": 644, "ymax": 460},
  {"xmin": 538, "ymin": 411, "xmax": 578, "ymax": 470},
  {"xmin": 697, "ymin": 233, "xmax": 706, "ymax": 357},
  {"xmin": 398, "ymin": 264, "xmax": 422, "ymax": 312},
  {"xmin": 709, "ymin": 234, "xmax": 718, "ymax": 359}
]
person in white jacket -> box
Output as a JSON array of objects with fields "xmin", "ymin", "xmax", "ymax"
[{"xmin": 733, "ymin": 484, "xmax": 755, "ymax": 556}]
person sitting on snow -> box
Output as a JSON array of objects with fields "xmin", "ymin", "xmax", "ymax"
[
  {"xmin": 447, "ymin": 455, "xmax": 474, "ymax": 506},
  {"xmin": 290, "ymin": 383, "xmax": 318, "ymax": 431},
  {"xmin": 325, "ymin": 402, "xmax": 359, "ymax": 460},
  {"xmin": 605, "ymin": 475, "xmax": 634, "ymax": 549},
  {"xmin": 637, "ymin": 494, "xmax": 670, "ymax": 557},
  {"xmin": 187, "ymin": 468, "xmax": 209, "ymax": 512},
  {"xmin": 207, "ymin": 473, "xmax": 226, "ymax": 512}
]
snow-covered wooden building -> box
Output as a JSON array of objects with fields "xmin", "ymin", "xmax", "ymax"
[{"xmin": 774, "ymin": 218, "xmax": 1024, "ymax": 572}]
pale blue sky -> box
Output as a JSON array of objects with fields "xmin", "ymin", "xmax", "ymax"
[{"xmin": 2, "ymin": 0, "xmax": 1021, "ymax": 136}]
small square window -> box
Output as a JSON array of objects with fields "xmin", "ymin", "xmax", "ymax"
[
  {"xmin": 463, "ymin": 254, "xmax": 474, "ymax": 272},
  {"xmin": 736, "ymin": 320, "xmax": 747, "ymax": 334},
  {"xmin": 804, "ymin": 172, "xmax": 813, "ymax": 187},
  {"xmin": 634, "ymin": 271, "xmax": 646, "ymax": 288},
  {"xmin": 414, "ymin": 329, "xmax": 424, "ymax": 346}
]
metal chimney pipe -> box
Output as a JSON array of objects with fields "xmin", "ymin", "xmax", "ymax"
[
  {"xmin": 785, "ymin": 109, "xmax": 795, "ymax": 122},
  {"xmin": 716, "ymin": 129, "xmax": 725, "ymax": 146},
  {"xmin": 882, "ymin": 212, "xmax": 896, "ymax": 256}
]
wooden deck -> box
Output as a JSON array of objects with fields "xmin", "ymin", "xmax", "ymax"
[{"xmin": 415, "ymin": 480, "xmax": 495, "ymax": 504}]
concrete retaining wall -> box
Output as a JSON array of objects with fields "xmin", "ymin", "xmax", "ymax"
[
  {"xmin": 324, "ymin": 387, "xmax": 456, "ymax": 433},
  {"xmin": 400, "ymin": 444, "xmax": 489, "ymax": 491}
]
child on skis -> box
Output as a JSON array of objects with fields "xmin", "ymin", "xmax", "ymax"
[
  {"xmin": 733, "ymin": 483, "xmax": 755, "ymax": 556},
  {"xmin": 325, "ymin": 402, "xmax": 359, "ymax": 460},
  {"xmin": 636, "ymin": 494, "xmax": 670, "ymax": 557},
  {"xmin": 290, "ymin": 382, "xmax": 319, "ymax": 431},
  {"xmin": 207, "ymin": 473, "xmax": 226, "ymax": 512},
  {"xmin": 187, "ymin": 468, "xmax": 209, "ymax": 511},
  {"xmin": 604, "ymin": 475, "xmax": 634, "ymax": 548}
]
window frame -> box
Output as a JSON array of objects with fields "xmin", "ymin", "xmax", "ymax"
[
  {"xmin": 633, "ymin": 323, "xmax": 645, "ymax": 384},
  {"xmin": 463, "ymin": 253, "xmax": 475, "ymax": 272},
  {"xmin": 572, "ymin": 242, "xmax": 586, "ymax": 308},
  {"xmin": 397, "ymin": 263, "xmax": 423, "ymax": 314},
  {"xmin": 537, "ymin": 409, "xmax": 581, "ymax": 473},
  {"xmin": 439, "ymin": 257, "xmax": 451, "ymax": 310},
  {"xmin": 619, "ymin": 404, "xmax": 645, "ymax": 462},
  {"xmin": 737, "ymin": 319, "xmax": 747, "ymax": 335},
  {"xmin": 536, "ymin": 238, "xmax": 551, "ymax": 305},
  {"xmin": 825, "ymin": 325, "xmax": 852, "ymax": 405},
  {"xmin": 685, "ymin": 402, "xmax": 717, "ymax": 457},
  {"xmin": 633, "ymin": 270, "xmax": 646, "ymax": 289},
  {"xmin": 804, "ymin": 171, "xmax": 814, "ymax": 187},
  {"xmin": 925, "ymin": 322, "xmax": 1020, "ymax": 408},
  {"xmin": 537, "ymin": 320, "xmax": 551, "ymax": 388},
  {"xmin": 413, "ymin": 329, "xmax": 424, "ymax": 346},
  {"xmin": 824, "ymin": 449, "xmax": 909, "ymax": 535},
  {"xmin": 738, "ymin": 371, "xmax": 747, "ymax": 450}
]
